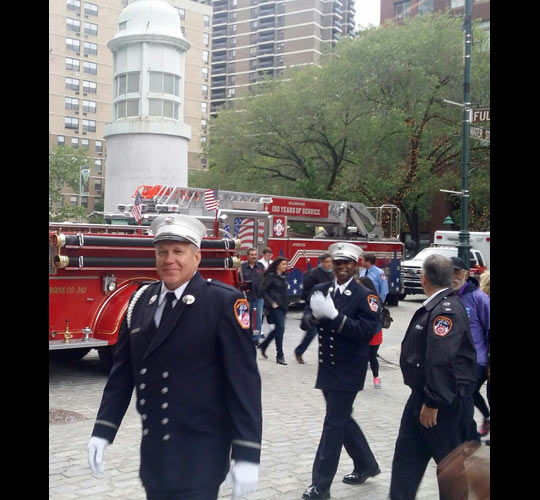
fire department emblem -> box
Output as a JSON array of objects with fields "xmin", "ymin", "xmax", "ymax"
[
  {"xmin": 367, "ymin": 294, "xmax": 379, "ymax": 312},
  {"xmin": 234, "ymin": 299, "xmax": 251, "ymax": 330},
  {"xmin": 433, "ymin": 316, "xmax": 453, "ymax": 336},
  {"xmin": 273, "ymin": 217, "xmax": 285, "ymax": 237}
]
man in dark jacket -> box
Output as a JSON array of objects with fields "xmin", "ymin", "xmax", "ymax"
[
  {"xmin": 294, "ymin": 252, "xmax": 333, "ymax": 363},
  {"xmin": 301, "ymin": 243, "xmax": 382, "ymax": 500},
  {"xmin": 389, "ymin": 254, "xmax": 477, "ymax": 500},
  {"xmin": 241, "ymin": 247, "xmax": 265, "ymax": 345},
  {"xmin": 87, "ymin": 214, "xmax": 262, "ymax": 500}
]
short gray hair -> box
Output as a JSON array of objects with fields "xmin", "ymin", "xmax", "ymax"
[{"xmin": 422, "ymin": 254, "xmax": 453, "ymax": 289}]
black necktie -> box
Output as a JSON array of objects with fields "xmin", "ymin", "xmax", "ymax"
[
  {"xmin": 160, "ymin": 292, "xmax": 176, "ymax": 326},
  {"xmin": 334, "ymin": 288, "xmax": 341, "ymax": 298}
]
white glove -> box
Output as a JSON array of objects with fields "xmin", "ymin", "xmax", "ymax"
[
  {"xmin": 310, "ymin": 291, "xmax": 338, "ymax": 320},
  {"xmin": 87, "ymin": 436, "xmax": 109, "ymax": 474},
  {"xmin": 222, "ymin": 460, "xmax": 259, "ymax": 500}
]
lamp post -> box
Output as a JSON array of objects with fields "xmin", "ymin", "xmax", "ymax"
[{"xmin": 457, "ymin": 0, "xmax": 473, "ymax": 269}]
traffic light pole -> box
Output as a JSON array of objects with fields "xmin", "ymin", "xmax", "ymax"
[{"xmin": 458, "ymin": 0, "xmax": 472, "ymax": 268}]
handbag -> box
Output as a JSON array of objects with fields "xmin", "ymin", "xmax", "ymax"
[{"xmin": 381, "ymin": 306, "xmax": 393, "ymax": 329}]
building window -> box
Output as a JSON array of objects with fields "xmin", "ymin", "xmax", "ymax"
[
  {"xmin": 82, "ymin": 119, "xmax": 96, "ymax": 132},
  {"xmin": 84, "ymin": 2, "xmax": 98, "ymax": 16},
  {"xmin": 201, "ymin": 119, "xmax": 207, "ymax": 132},
  {"xmin": 450, "ymin": 0, "xmax": 465, "ymax": 8},
  {"xmin": 115, "ymin": 72, "xmax": 140, "ymax": 96},
  {"xmin": 227, "ymin": 88, "xmax": 235, "ymax": 98},
  {"xmin": 204, "ymin": 15, "xmax": 210, "ymax": 27},
  {"xmin": 119, "ymin": 20, "xmax": 128, "ymax": 31},
  {"xmin": 83, "ymin": 100, "xmax": 96, "ymax": 113},
  {"xmin": 65, "ymin": 117, "xmax": 79, "ymax": 130},
  {"xmin": 69, "ymin": 196, "xmax": 78, "ymax": 207},
  {"xmin": 202, "ymin": 50, "xmax": 209, "ymax": 64},
  {"xmin": 395, "ymin": 1, "xmax": 411, "ymax": 21},
  {"xmin": 83, "ymin": 80, "xmax": 97, "ymax": 93},
  {"xmin": 148, "ymin": 99, "xmax": 179, "ymax": 119},
  {"xmin": 417, "ymin": 0, "xmax": 434, "ymax": 14},
  {"xmin": 65, "ymin": 97, "xmax": 79, "ymax": 110},
  {"xmin": 94, "ymin": 159, "xmax": 102, "ymax": 174},
  {"xmin": 67, "ymin": 0, "xmax": 81, "ymax": 11},
  {"xmin": 94, "ymin": 179, "xmax": 102, "ymax": 193},
  {"xmin": 203, "ymin": 32, "xmax": 209, "ymax": 47},
  {"xmin": 202, "ymin": 67, "xmax": 209, "ymax": 81},
  {"xmin": 84, "ymin": 42, "xmax": 97, "ymax": 56},
  {"xmin": 65, "ymin": 77, "xmax": 80, "ymax": 90},
  {"xmin": 66, "ymin": 37, "xmax": 80, "ymax": 52},
  {"xmin": 66, "ymin": 18, "xmax": 81, "ymax": 32},
  {"xmin": 176, "ymin": 8, "xmax": 185, "ymax": 20},
  {"xmin": 57, "ymin": 136, "xmax": 65, "ymax": 146},
  {"xmin": 115, "ymin": 99, "xmax": 139, "ymax": 119},
  {"xmin": 149, "ymin": 72, "xmax": 180, "ymax": 96},
  {"xmin": 83, "ymin": 61, "xmax": 97, "ymax": 74},
  {"xmin": 95, "ymin": 140, "xmax": 103, "ymax": 153},
  {"xmin": 201, "ymin": 102, "xmax": 207, "ymax": 115},
  {"xmin": 84, "ymin": 22, "xmax": 98, "ymax": 36},
  {"xmin": 202, "ymin": 85, "xmax": 208, "ymax": 98},
  {"xmin": 71, "ymin": 137, "xmax": 79, "ymax": 148},
  {"xmin": 82, "ymin": 138, "xmax": 89, "ymax": 148},
  {"xmin": 65, "ymin": 57, "xmax": 80, "ymax": 71}
]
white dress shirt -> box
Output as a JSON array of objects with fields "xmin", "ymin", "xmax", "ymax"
[{"xmin": 153, "ymin": 280, "xmax": 191, "ymax": 327}]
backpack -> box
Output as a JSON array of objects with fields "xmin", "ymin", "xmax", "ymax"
[{"xmin": 381, "ymin": 306, "xmax": 393, "ymax": 329}]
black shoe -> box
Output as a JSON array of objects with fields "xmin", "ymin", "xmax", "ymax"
[
  {"xmin": 342, "ymin": 466, "xmax": 381, "ymax": 484},
  {"xmin": 257, "ymin": 344, "xmax": 268, "ymax": 359},
  {"xmin": 302, "ymin": 485, "xmax": 330, "ymax": 499},
  {"xmin": 295, "ymin": 352, "xmax": 305, "ymax": 364},
  {"xmin": 276, "ymin": 356, "xmax": 287, "ymax": 365}
]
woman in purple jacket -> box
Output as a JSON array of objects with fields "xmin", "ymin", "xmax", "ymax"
[{"xmin": 451, "ymin": 257, "xmax": 490, "ymax": 440}]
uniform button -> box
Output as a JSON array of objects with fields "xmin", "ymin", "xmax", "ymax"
[
  {"xmin": 161, "ymin": 418, "xmax": 169, "ymax": 425},
  {"xmin": 161, "ymin": 402, "xmax": 168, "ymax": 409},
  {"xmin": 330, "ymin": 353, "xmax": 334, "ymax": 357},
  {"xmin": 162, "ymin": 371, "xmax": 169, "ymax": 379},
  {"xmin": 139, "ymin": 383, "xmax": 146, "ymax": 390},
  {"xmin": 142, "ymin": 414, "xmax": 148, "ymax": 421},
  {"xmin": 319, "ymin": 351, "xmax": 323, "ymax": 355},
  {"xmin": 330, "ymin": 337, "xmax": 334, "ymax": 340},
  {"xmin": 143, "ymin": 429, "xmax": 149, "ymax": 436},
  {"xmin": 330, "ymin": 345, "xmax": 334, "ymax": 349},
  {"xmin": 140, "ymin": 368, "xmax": 147, "ymax": 375},
  {"xmin": 319, "ymin": 359, "xmax": 323, "ymax": 363},
  {"xmin": 163, "ymin": 434, "xmax": 170, "ymax": 441},
  {"xmin": 331, "ymin": 361, "xmax": 335, "ymax": 365},
  {"xmin": 161, "ymin": 387, "xmax": 168, "ymax": 394},
  {"xmin": 140, "ymin": 399, "xmax": 146, "ymax": 406}
]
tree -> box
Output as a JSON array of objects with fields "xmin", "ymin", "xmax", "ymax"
[
  {"xmin": 195, "ymin": 13, "xmax": 489, "ymax": 244},
  {"xmin": 49, "ymin": 145, "xmax": 92, "ymax": 221}
]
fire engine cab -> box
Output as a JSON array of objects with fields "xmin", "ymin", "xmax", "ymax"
[
  {"xmin": 105, "ymin": 185, "xmax": 404, "ymax": 305},
  {"xmin": 49, "ymin": 220, "xmax": 242, "ymax": 371}
]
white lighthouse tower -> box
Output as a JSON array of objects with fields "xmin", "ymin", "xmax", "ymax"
[{"xmin": 104, "ymin": 0, "xmax": 191, "ymax": 213}]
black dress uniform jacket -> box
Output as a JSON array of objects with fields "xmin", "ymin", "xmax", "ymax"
[
  {"xmin": 301, "ymin": 279, "xmax": 381, "ymax": 392},
  {"xmin": 91, "ymin": 272, "xmax": 262, "ymax": 491},
  {"xmin": 300, "ymin": 266, "xmax": 333, "ymax": 301},
  {"xmin": 399, "ymin": 288, "xmax": 477, "ymax": 408}
]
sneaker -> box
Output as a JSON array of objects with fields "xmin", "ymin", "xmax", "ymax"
[
  {"xmin": 373, "ymin": 377, "xmax": 381, "ymax": 388},
  {"xmin": 479, "ymin": 417, "xmax": 490, "ymax": 437}
]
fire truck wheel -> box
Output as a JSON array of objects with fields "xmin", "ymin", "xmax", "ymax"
[
  {"xmin": 49, "ymin": 348, "xmax": 91, "ymax": 363},
  {"xmin": 97, "ymin": 346, "xmax": 115, "ymax": 374}
]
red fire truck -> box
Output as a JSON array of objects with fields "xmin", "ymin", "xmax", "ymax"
[
  {"xmin": 105, "ymin": 185, "xmax": 404, "ymax": 305},
  {"xmin": 49, "ymin": 220, "xmax": 242, "ymax": 371}
]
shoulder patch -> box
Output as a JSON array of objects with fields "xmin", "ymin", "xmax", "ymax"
[
  {"xmin": 234, "ymin": 298, "xmax": 251, "ymax": 330},
  {"xmin": 367, "ymin": 294, "xmax": 380, "ymax": 312},
  {"xmin": 433, "ymin": 315, "xmax": 453, "ymax": 336}
]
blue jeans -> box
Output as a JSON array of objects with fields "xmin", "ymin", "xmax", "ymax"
[
  {"xmin": 248, "ymin": 297, "xmax": 263, "ymax": 341},
  {"xmin": 295, "ymin": 325, "xmax": 318, "ymax": 355},
  {"xmin": 259, "ymin": 307, "xmax": 286, "ymax": 358}
]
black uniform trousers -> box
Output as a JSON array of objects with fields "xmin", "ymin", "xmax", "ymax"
[
  {"xmin": 312, "ymin": 390, "xmax": 378, "ymax": 491},
  {"xmin": 389, "ymin": 391, "xmax": 474, "ymax": 500},
  {"xmin": 145, "ymin": 486, "xmax": 219, "ymax": 500}
]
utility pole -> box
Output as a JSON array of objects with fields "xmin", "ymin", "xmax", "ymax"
[{"xmin": 458, "ymin": 0, "xmax": 472, "ymax": 268}]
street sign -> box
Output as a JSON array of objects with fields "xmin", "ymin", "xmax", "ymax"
[
  {"xmin": 470, "ymin": 126, "xmax": 490, "ymax": 142},
  {"xmin": 470, "ymin": 107, "xmax": 490, "ymax": 123}
]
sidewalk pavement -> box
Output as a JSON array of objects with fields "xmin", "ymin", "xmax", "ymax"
[{"xmin": 49, "ymin": 300, "xmax": 489, "ymax": 499}]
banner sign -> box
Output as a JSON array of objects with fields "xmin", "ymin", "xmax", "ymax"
[{"xmin": 268, "ymin": 198, "xmax": 329, "ymax": 218}]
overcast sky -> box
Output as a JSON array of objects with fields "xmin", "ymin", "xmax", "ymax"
[{"xmin": 355, "ymin": 0, "xmax": 381, "ymax": 28}]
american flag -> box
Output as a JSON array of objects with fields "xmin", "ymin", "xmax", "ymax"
[
  {"xmin": 234, "ymin": 218, "xmax": 265, "ymax": 249},
  {"xmin": 131, "ymin": 191, "xmax": 143, "ymax": 223},
  {"xmin": 204, "ymin": 189, "xmax": 219, "ymax": 211}
]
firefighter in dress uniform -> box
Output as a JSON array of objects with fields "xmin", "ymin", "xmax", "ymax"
[
  {"xmin": 87, "ymin": 214, "xmax": 262, "ymax": 500},
  {"xmin": 300, "ymin": 242, "xmax": 382, "ymax": 500},
  {"xmin": 389, "ymin": 254, "xmax": 477, "ymax": 500}
]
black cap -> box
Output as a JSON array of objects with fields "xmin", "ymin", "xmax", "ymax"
[{"xmin": 450, "ymin": 256, "xmax": 467, "ymax": 270}]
